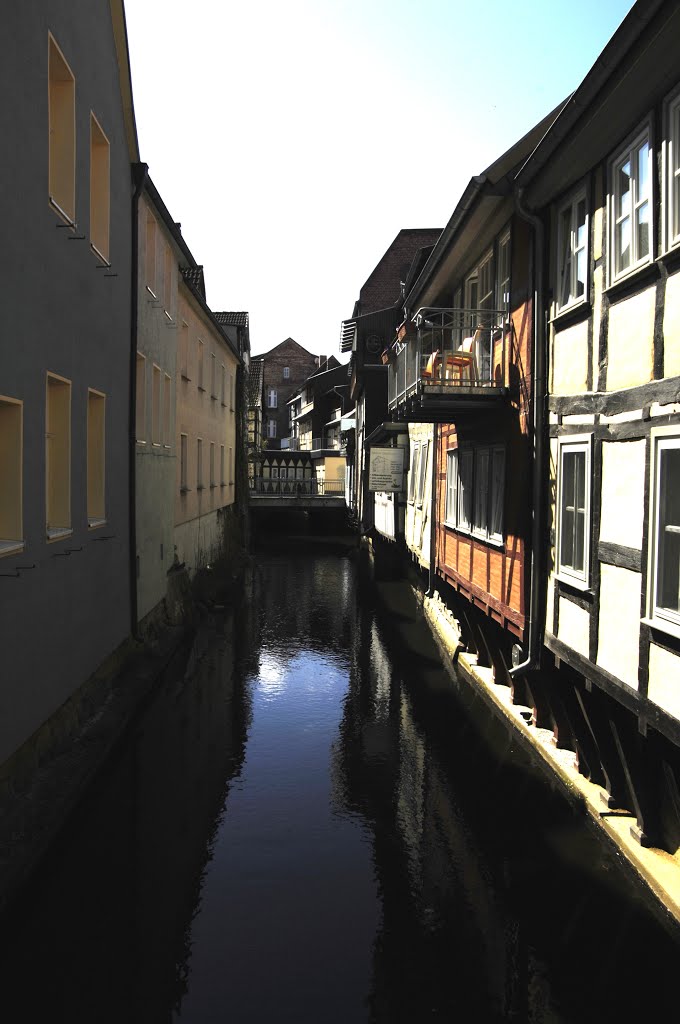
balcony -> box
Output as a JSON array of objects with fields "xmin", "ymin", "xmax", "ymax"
[
  {"xmin": 295, "ymin": 436, "xmax": 342, "ymax": 452},
  {"xmin": 387, "ymin": 308, "xmax": 511, "ymax": 420}
]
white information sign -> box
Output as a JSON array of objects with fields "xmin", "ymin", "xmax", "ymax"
[{"xmin": 369, "ymin": 447, "xmax": 404, "ymax": 492}]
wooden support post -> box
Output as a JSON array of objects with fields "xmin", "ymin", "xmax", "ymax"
[{"xmin": 573, "ymin": 687, "xmax": 629, "ymax": 810}]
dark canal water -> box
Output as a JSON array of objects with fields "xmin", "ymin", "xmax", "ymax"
[{"xmin": 1, "ymin": 542, "xmax": 678, "ymax": 1022}]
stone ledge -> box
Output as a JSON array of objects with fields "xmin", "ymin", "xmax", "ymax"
[{"xmin": 420, "ymin": 589, "xmax": 680, "ymax": 934}]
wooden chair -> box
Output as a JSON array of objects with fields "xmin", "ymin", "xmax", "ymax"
[{"xmin": 446, "ymin": 335, "xmax": 479, "ymax": 383}]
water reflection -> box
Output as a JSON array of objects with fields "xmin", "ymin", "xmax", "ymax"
[{"xmin": 0, "ymin": 546, "xmax": 677, "ymax": 1023}]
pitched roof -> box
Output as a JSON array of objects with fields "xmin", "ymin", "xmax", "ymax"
[
  {"xmin": 357, "ymin": 228, "xmax": 442, "ymax": 315},
  {"xmin": 256, "ymin": 336, "xmax": 318, "ymax": 360},
  {"xmin": 214, "ymin": 311, "xmax": 249, "ymax": 328},
  {"xmin": 180, "ymin": 265, "xmax": 206, "ymax": 300}
]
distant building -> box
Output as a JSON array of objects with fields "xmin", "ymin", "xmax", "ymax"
[
  {"xmin": 340, "ymin": 229, "xmax": 442, "ymax": 530},
  {"xmin": 257, "ymin": 338, "xmax": 319, "ymax": 448}
]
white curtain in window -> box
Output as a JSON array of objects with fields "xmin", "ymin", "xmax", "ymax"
[{"xmin": 490, "ymin": 448, "xmax": 505, "ymax": 540}]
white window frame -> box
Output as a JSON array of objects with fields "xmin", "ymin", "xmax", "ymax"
[
  {"xmin": 445, "ymin": 449, "xmax": 457, "ymax": 526},
  {"xmin": 416, "ymin": 440, "xmax": 429, "ymax": 507},
  {"xmin": 608, "ymin": 122, "xmax": 653, "ymax": 285},
  {"xmin": 665, "ymin": 87, "xmax": 680, "ymax": 252},
  {"xmin": 408, "ymin": 444, "xmax": 419, "ymax": 503},
  {"xmin": 283, "ymin": 366, "xmax": 290, "ymax": 379},
  {"xmin": 267, "ymin": 388, "xmax": 278, "ymax": 409},
  {"xmin": 497, "ymin": 230, "xmax": 511, "ymax": 310},
  {"xmin": 267, "ymin": 418, "xmax": 277, "ymax": 439},
  {"xmin": 444, "ymin": 444, "xmax": 504, "ymax": 545},
  {"xmin": 556, "ymin": 434, "xmax": 592, "ymax": 589},
  {"xmin": 556, "ymin": 188, "xmax": 588, "ymax": 312},
  {"xmin": 647, "ymin": 427, "xmax": 680, "ymax": 636}
]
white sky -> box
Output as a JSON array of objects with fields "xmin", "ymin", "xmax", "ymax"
[{"xmin": 124, "ymin": 0, "xmax": 634, "ymax": 357}]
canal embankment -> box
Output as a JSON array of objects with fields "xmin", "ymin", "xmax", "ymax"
[
  {"xmin": 412, "ymin": 581, "xmax": 680, "ymax": 934},
  {"xmin": 0, "ymin": 555, "xmax": 245, "ymax": 916}
]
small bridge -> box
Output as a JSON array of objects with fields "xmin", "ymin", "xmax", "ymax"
[{"xmin": 249, "ymin": 480, "xmax": 346, "ymax": 511}]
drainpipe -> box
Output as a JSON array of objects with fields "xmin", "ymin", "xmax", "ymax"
[
  {"xmin": 129, "ymin": 163, "xmax": 148, "ymax": 640},
  {"xmin": 509, "ymin": 187, "xmax": 546, "ymax": 678},
  {"xmin": 426, "ymin": 421, "xmax": 438, "ymax": 596}
]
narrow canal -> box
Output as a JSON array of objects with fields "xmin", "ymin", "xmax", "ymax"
[{"xmin": 0, "ymin": 541, "xmax": 678, "ymax": 1022}]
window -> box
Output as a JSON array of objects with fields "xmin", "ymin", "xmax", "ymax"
[
  {"xmin": 89, "ymin": 113, "xmax": 110, "ymax": 261},
  {"xmin": 135, "ymin": 353, "xmax": 146, "ymax": 441},
  {"xmin": 416, "ymin": 440, "xmax": 429, "ymax": 506},
  {"xmin": 610, "ymin": 127, "xmax": 651, "ymax": 283},
  {"xmin": 231, "ymin": 372, "xmax": 236, "ymax": 411},
  {"xmin": 229, "ymin": 446, "xmax": 234, "ymax": 484},
  {"xmin": 210, "ymin": 442, "xmax": 215, "ymax": 487},
  {"xmin": 557, "ymin": 190, "xmax": 587, "ymax": 310},
  {"xmin": 46, "ymin": 373, "xmax": 71, "ymax": 537},
  {"xmin": 197, "ymin": 438, "xmax": 203, "ymax": 488},
  {"xmin": 48, "ymin": 34, "xmax": 75, "ymax": 223},
  {"xmin": 210, "ymin": 353, "xmax": 216, "ymax": 398},
  {"xmin": 497, "ymin": 231, "xmax": 511, "ymax": 308},
  {"xmin": 666, "ymin": 91, "xmax": 680, "ymax": 249},
  {"xmin": 197, "ymin": 341, "xmax": 205, "ymax": 390},
  {"xmin": 556, "ymin": 436, "xmax": 591, "ymax": 587},
  {"xmin": 220, "ymin": 445, "xmax": 225, "ymax": 486},
  {"xmin": 152, "ymin": 364, "xmax": 161, "ymax": 445},
  {"xmin": 221, "ymin": 364, "xmax": 226, "ymax": 405},
  {"xmin": 87, "ymin": 389, "xmax": 105, "ymax": 526},
  {"xmin": 649, "ymin": 430, "xmax": 680, "ymax": 629},
  {"xmin": 145, "ymin": 216, "xmax": 157, "ymax": 296},
  {"xmin": 445, "ymin": 450, "xmax": 457, "ymax": 525},
  {"xmin": 163, "ymin": 244, "xmax": 172, "ymax": 316},
  {"xmin": 179, "ymin": 322, "xmax": 189, "ymax": 379},
  {"xmin": 163, "ymin": 373, "xmax": 171, "ymax": 447},
  {"xmin": 445, "ymin": 445, "xmax": 504, "ymax": 543},
  {"xmin": 0, "ymin": 397, "xmax": 23, "ymax": 552},
  {"xmin": 283, "ymin": 366, "xmax": 290, "ymax": 379},
  {"xmin": 180, "ymin": 434, "xmax": 188, "ymax": 491},
  {"xmin": 267, "ymin": 419, "xmax": 277, "ymax": 439},
  {"xmin": 465, "ymin": 249, "xmax": 495, "ymax": 381},
  {"xmin": 267, "ymin": 388, "xmax": 277, "ymax": 409},
  {"xmin": 408, "ymin": 445, "xmax": 420, "ymax": 503}
]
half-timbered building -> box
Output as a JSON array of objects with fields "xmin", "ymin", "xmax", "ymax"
[{"xmin": 517, "ymin": 0, "xmax": 680, "ymax": 850}]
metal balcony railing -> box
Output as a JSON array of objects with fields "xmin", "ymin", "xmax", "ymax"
[
  {"xmin": 250, "ymin": 477, "xmax": 345, "ymax": 496},
  {"xmin": 388, "ymin": 307, "xmax": 510, "ymax": 412}
]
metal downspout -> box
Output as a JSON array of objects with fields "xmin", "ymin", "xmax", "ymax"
[
  {"xmin": 426, "ymin": 422, "xmax": 438, "ymax": 597},
  {"xmin": 509, "ymin": 188, "xmax": 546, "ymax": 678},
  {"xmin": 129, "ymin": 163, "xmax": 149, "ymax": 640}
]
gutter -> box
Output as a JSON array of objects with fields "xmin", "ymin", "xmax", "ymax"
[
  {"xmin": 426, "ymin": 422, "xmax": 438, "ymax": 597},
  {"xmin": 129, "ymin": 162, "xmax": 149, "ymax": 640},
  {"xmin": 509, "ymin": 188, "xmax": 546, "ymax": 678}
]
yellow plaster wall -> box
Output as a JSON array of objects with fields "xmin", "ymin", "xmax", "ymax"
[
  {"xmin": 599, "ymin": 439, "xmax": 646, "ymax": 549},
  {"xmin": 558, "ymin": 597, "xmax": 590, "ymax": 658},
  {"xmin": 175, "ymin": 287, "xmax": 238, "ymax": 528},
  {"xmin": 324, "ymin": 456, "xmax": 346, "ymax": 482},
  {"xmin": 545, "ymin": 571, "xmax": 555, "ymax": 636},
  {"xmin": 551, "ymin": 320, "xmax": 589, "ymax": 395},
  {"xmin": 592, "ymin": 169, "xmax": 604, "ymax": 262},
  {"xmin": 663, "ymin": 268, "xmax": 680, "ymax": 378},
  {"xmin": 592, "ymin": 264, "xmax": 604, "ymax": 391},
  {"xmin": 596, "ymin": 564, "xmax": 641, "ymax": 688},
  {"xmin": 648, "ymin": 643, "xmax": 680, "ymax": 722},
  {"xmin": 606, "ymin": 288, "xmax": 655, "ymax": 392}
]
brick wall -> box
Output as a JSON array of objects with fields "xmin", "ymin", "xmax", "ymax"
[{"xmin": 260, "ymin": 338, "xmax": 319, "ymax": 447}]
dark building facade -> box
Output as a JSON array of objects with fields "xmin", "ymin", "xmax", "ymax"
[
  {"xmin": 0, "ymin": 2, "xmax": 138, "ymax": 769},
  {"xmin": 257, "ymin": 337, "xmax": 319, "ymax": 448}
]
